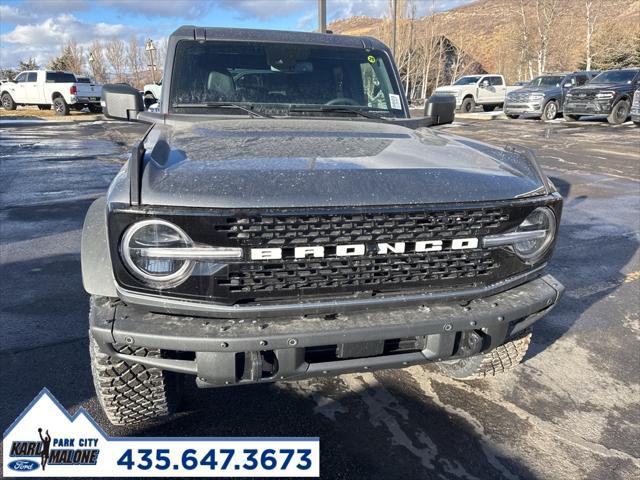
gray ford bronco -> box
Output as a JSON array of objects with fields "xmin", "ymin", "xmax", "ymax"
[{"xmin": 83, "ymin": 26, "xmax": 564, "ymax": 425}]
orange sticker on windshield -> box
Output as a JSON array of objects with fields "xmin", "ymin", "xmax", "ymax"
[{"xmin": 367, "ymin": 55, "xmax": 376, "ymax": 64}]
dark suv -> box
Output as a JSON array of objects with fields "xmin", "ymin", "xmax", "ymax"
[
  {"xmin": 564, "ymin": 68, "xmax": 640, "ymax": 124},
  {"xmin": 84, "ymin": 26, "xmax": 564, "ymax": 425},
  {"xmin": 631, "ymin": 89, "xmax": 640, "ymax": 125},
  {"xmin": 504, "ymin": 71, "xmax": 599, "ymax": 121}
]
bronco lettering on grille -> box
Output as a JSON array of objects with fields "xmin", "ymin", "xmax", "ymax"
[{"xmin": 250, "ymin": 238, "xmax": 479, "ymax": 260}]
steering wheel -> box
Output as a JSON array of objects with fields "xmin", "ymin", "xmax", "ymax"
[{"xmin": 325, "ymin": 97, "xmax": 359, "ymax": 106}]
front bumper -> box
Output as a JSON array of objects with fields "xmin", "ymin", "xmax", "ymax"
[
  {"xmin": 92, "ymin": 274, "xmax": 564, "ymax": 387},
  {"xmin": 563, "ymin": 100, "xmax": 613, "ymax": 116},
  {"xmin": 504, "ymin": 101, "xmax": 543, "ymax": 116},
  {"xmin": 437, "ymin": 93, "xmax": 462, "ymax": 107}
]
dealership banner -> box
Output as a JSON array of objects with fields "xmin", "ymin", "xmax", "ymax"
[{"xmin": 3, "ymin": 389, "xmax": 319, "ymax": 477}]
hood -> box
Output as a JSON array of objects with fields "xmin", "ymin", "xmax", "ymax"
[
  {"xmin": 509, "ymin": 86, "xmax": 556, "ymax": 95},
  {"xmin": 435, "ymin": 85, "xmax": 464, "ymax": 92},
  {"xmin": 571, "ymin": 82, "xmax": 631, "ymax": 92},
  {"xmin": 138, "ymin": 118, "xmax": 547, "ymax": 209}
]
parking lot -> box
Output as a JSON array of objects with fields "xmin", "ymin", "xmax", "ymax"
[{"xmin": 0, "ymin": 116, "xmax": 638, "ymax": 479}]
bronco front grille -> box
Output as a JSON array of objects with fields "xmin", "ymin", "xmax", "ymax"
[
  {"xmin": 205, "ymin": 207, "xmax": 524, "ymax": 302},
  {"xmin": 110, "ymin": 203, "xmax": 543, "ymax": 304}
]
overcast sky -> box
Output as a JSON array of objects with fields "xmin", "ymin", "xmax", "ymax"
[{"xmin": 0, "ymin": 0, "xmax": 473, "ymax": 69}]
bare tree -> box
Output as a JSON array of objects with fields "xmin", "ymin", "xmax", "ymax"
[
  {"xmin": 65, "ymin": 40, "xmax": 84, "ymax": 73},
  {"xmin": 127, "ymin": 36, "xmax": 142, "ymax": 87},
  {"xmin": 511, "ymin": 0, "xmax": 534, "ymax": 80},
  {"xmin": 48, "ymin": 39, "xmax": 84, "ymax": 74},
  {"xmin": 534, "ymin": 0, "xmax": 562, "ymax": 75},
  {"xmin": 155, "ymin": 38, "xmax": 168, "ymax": 74},
  {"xmin": 448, "ymin": 31, "xmax": 476, "ymax": 83},
  {"xmin": 88, "ymin": 41, "xmax": 107, "ymax": 83},
  {"xmin": 419, "ymin": 1, "xmax": 442, "ymax": 99},
  {"xmin": 105, "ymin": 39, "xmax": 126, "ymax": 83},
  {"xmin": 584, "ymin": 0, "xmax": 598, "ymax": 70}
]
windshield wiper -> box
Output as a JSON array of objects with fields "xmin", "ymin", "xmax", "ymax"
[
  {"xmin": 172, "ymin": 102, "xmax": 271, "ymax": 118},
  {"xmin": 288, "ymin": 105, "xmax": 389, "ymax": 120}
]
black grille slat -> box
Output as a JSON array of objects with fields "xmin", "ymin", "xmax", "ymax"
[
  {"xmin": 220, "ymin": 251, "xmax": 499, "ymax": 294},
  {"xmin": 216, "ymin": 209, "xmax": 508, "ymax": 248}
]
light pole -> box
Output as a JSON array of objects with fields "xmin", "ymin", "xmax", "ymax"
[
  {"xmin": 317, "ymin": 0, "xmax": 326, "ymax": 33},
  {"xmin": 88, "ymin": 52, "xmax": 95, "ymax": 79},
  {"xmin": 145, "ymin": 39, "xmax": 157, "ymax": 83}
]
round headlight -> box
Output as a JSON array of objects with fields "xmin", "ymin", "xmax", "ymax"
[
  {"xmin": 513, "ymin": 207, "xmax": 556, "ymax": 261},
  {"xmin": 120, "ymin": 219, "xmax": 194, "ymax": 288}
]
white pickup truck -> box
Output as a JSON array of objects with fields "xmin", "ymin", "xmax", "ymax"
[
  {"xmin": 0, "ymin": 70, "xmax": 102, "ymax": 115},
  {"xmin": 435, "ymin": 74, "xmax": 518, "ymax": 113}
]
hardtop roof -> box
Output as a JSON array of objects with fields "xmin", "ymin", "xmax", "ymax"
[{"xmin": 169, "ymin": 25, "xmax": 388, "ymax": 51}]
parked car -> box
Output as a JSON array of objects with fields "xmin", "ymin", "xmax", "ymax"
[
  {"xmin": 563, "ymin": 68, "xmax": 640, "ymax": 125},
  {"xmin": 504, "ymin": 71, "xmax": 599, "ymax": 121},
  {"xmin": 0, "ymin": 70, "xmax": 102, "ymax": 115},
  {"xmin": 434, "ymin": 74, "xmax": 519, "ymax": 113},
  {"xmin": 631, "ymin": 89, "xmax": 640, "ymax": 126},
  {"xmin": 86, "ymin": 25, "xmax": 563, "ymax": 425},
  {"xmin": 143, "ymin": 80, "xmax": 162, "ymax": 109}
]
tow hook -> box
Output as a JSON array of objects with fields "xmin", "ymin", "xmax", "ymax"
[{"xmin": 458, "ymin": 331, "xmax": 484, "ymax": 357}]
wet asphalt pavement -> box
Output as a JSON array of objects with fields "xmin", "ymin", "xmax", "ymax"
[{"xmin": 0, "ymin": 116, "xmax": 639, "ymax": 479}]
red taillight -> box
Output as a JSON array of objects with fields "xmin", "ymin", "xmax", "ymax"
[{"xmin": 70, "ymin": 85, "xmax": 77, "ymax": 95}]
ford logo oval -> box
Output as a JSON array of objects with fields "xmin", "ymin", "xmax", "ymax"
[{"xmin": 8, "ymin": 459, "xmax": 39, "ymax": 471}]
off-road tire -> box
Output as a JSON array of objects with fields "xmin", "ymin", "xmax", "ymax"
[
  {"xmin": 52, "ymin": 96, "xmax": 69, "ymax": 116},
  {"xmin": 564, "ymin": 114, "xmax": 580, "ymax": 122},
  {"xmin": 607, "ymin": 99, "xmax": 630, "ymax": 125},
  {"xmin": 542, "ymin": 100, "xmax": 558, "ymax": 121},
  {"xmin": 506, "ymin": 114, "xmax": 519, "ymax": 119},
  {"xmin": 482, "ymin": 104, "xmax": 496, "ymax": 112},
  {"xmin": 88, "ymin": 104, "xmax": 102, "ymax": 113},
  {"xmin": 1, "ymin": 93, "xmax": 16, "ymax": 110},
  {"xmin": 144, "ymin": 93, "xmax": 156, "ymax": 110},
  {"xmin": 89, "ymin": 298, "xmax": 183, "ymax": 425},
  {"xmin": 460, "ymin": 97, "xmax": 475, "ymax": 113},
  {"xmin": 437, "ymin": 330, "xmax": 532, "ymax": 380}
]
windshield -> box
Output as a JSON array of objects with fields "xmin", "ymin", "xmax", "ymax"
[
  {"xmin": 590, "ymin": 70, "xmax": 637, "ymax": 84},
  {"xmin": 528, "ymin": 75, "xmax": 564, "ymax": 87},
  {"xmin": 169, "ymin": 40, "xmax": 404, "ymax": 117},
  {"xmin": 453, "ymin": 76, "xmax": 481, "ymax": 85}
]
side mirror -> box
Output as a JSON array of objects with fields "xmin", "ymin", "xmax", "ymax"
[
  {"xmin": 101, "ymin": 83, "xmax": 143, "ymax": 121},
  {"xmin": 424, "ymin": 94, "xmax": 456, "ymax": 125},
  {"xmin": 480, "ymin": 80, "xmax": 490, "ymax": 87},
  {"xmin": 563, "ymin": 83, "xmax": 573, "ymax": 88}
]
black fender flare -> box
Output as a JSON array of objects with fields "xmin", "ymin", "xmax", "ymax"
[{"xmin": 81, "ymin": 196, "xmax": 117, "ymax": 297}]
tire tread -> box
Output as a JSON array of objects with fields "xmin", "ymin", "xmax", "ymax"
[
  {"xmin": 438, "ymin": 330, "xmax": 532, "ymax": 381},
  {"xmin": 89, "ymin": 297, "xmax": 180, "ymax": 426}
]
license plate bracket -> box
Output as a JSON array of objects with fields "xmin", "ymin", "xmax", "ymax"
[{"xmin": 336, "ymin": 340, "xmax": 385, "ymax": 359}]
